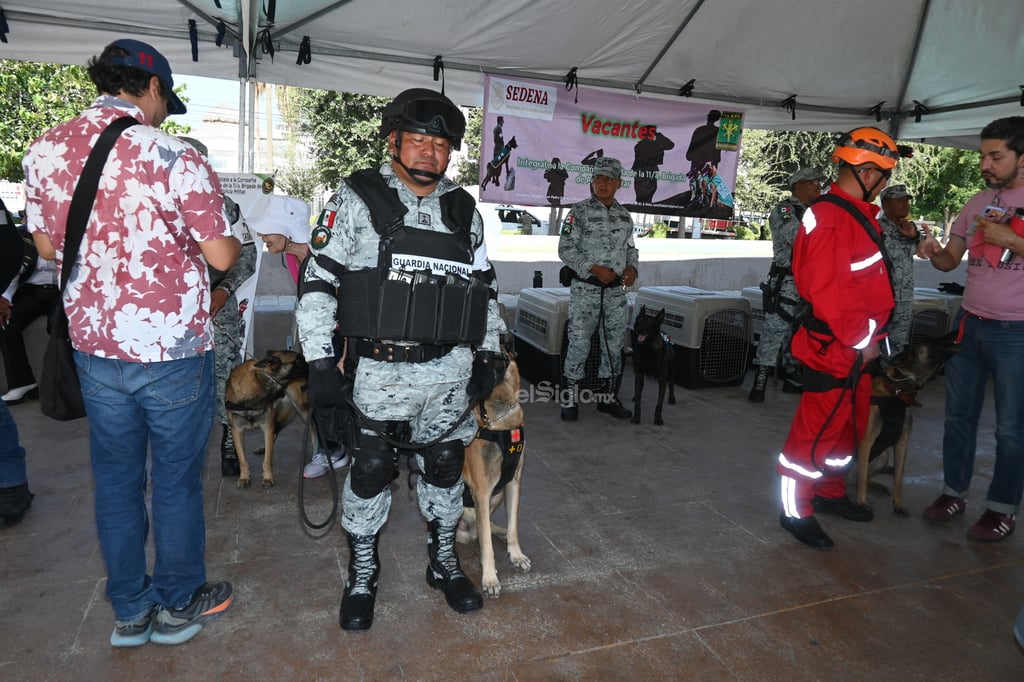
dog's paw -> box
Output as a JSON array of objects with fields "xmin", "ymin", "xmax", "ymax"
[
  {"xmin": 261, "ymin": 478, "xmax": 275, "ymax": 488},
  {"xmin": 893, "ymin": 504, "xmax": 910, "ymax": 518},
  {"xmin": 654, "ymin": 416, "xmax": 664, "ymax": 425},
  {"xmin": 236, "ymin": 477, "xmax": 252, "ymax": 489},
  {"xmin": 630, "ymin": 415, "xmax": 641, "ymax": 424},
  {"xmin": 668, "ymin": 396, "xmax": 676, "ymax": 405},
  {"xmin": 482, "ymin": 576, "xmax": 501, "ymax": 598},
  {"xmin": 510, "ymin": 551, "xmax": 531, "ymax": 573}
]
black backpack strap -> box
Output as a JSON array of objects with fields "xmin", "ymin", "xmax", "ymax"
[
  {"xmin": 344, "ymin": 169, "xmax": 407, "ymax": 238},
  {"xmin": 813, "ymin": 193, "xmax": 895, "ymax": 298}
]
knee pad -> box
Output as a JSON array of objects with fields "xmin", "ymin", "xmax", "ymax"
[
  {"xmin": 420, "ymin": 439, "xmax": 465, "ymax": 489},
  {"xmin": 349, "ymin": 434, "xmax": 398, "ymax": 499}
]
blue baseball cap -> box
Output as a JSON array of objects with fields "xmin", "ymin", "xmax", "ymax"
[{"xmin": 106, "ymin": 38, "xmax": 186, "ymax": 115}]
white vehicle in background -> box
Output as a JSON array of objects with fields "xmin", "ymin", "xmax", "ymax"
[{"xmin": 464, "ymin": 185, "xmax": 551, "ymax": 241}]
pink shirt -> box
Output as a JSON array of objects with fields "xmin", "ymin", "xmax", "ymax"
[
  {"xmin": 950, "ymin": 184, "xmax": 1024, "ymax": 320},
  {"xmin": 23, "ymin": 97, "xmax": 231, "ymax": 362}
]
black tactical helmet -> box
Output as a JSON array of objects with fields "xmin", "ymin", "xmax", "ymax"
[{"xmin": 380, "ymin": 88, "xmax": 465, "ymax": 150}]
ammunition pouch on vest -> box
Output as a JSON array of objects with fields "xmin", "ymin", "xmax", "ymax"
[{"xmin": 310, "ymin": 169, "xmax": 489, "ymax": 346}]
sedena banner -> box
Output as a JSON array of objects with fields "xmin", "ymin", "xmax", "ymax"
[{"xmin": 480, "ymin": 74, "xmax": 745, "ymax": 217}]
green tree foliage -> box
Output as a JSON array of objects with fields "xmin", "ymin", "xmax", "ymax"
[
  {"xmin": 280, "ymin": 88, "xmax": 389, "ymax": 191},
  {"xmin": 888, "ymin": 142, "xmax": 982, "ymax": 231},
  {"xmin": 454, "ymin": 107, "xmax": 482, "ymax": 186},
  {"xmin": 0, "ymin": 59, "xmax": 192, "ymax": 181},
  {"xmin": 0, "ymin": 60, "xmax": 96, "ymax": 180},
  {"xmin": 736, "ymin": 129, "xmax": 835, "ymax": 220}
]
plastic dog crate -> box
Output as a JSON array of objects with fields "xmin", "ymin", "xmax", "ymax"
[
  {"xmin": 908, "ymin": 293, "xmax": 952, "ymax": 345},
  {"xmin": 497, "ymin": 293, "xmax": 518, "ymax": 335},
  {"xmin": 634, "ymin": 286, "xmax": 752, "ymax": 389},
  {"xmin": 740, "ymin": 286, "xmax": 765, "ymax": 345},
  {"xmin": 512, "ymin": 287, "xmax": 618, "ymax": 392},
  {"xmin": 913, "ymin": 287, "xmax": 962, "ymax": 334}
]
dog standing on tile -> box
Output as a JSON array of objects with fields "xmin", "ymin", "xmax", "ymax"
[
  {"xmin": 457, "ymin": 352, "xmax": 531, "ymax": 597},
  {"xmin": 630, "ymin": 305, "xmax": 676, "ymax": 425},
  {"xmin": 854, "ymin": 333, "xmax": 957, "ymax": 515},
  {"xmin": 224, "ymin": 350, "xmax": 312, "ymax": 489}
]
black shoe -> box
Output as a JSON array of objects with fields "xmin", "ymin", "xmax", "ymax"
[
  {"xmin": 560, "ymin": 405, "xmax": 578, "ymax": 421},
  {"xmin": 340, "ymin": 532, "xmax": 381, "ymax": 631},
  {"xmin": 780, "ymin": 513, "xmax": 834, "ymax": 549},
  {"xmin": 220, "ymin": 425, "xmax": 240, "ymax": 477},
  {"xmin": 812, "ymin": 495, "xmax": 874, "ymax": 522},
  {"xmin": 596, "ymin": 396, "xmax": 632, "ymax": 420},
  {"xmin": 426, "ymin": 520, "xmax": 483, "ymax": 614},
  {"xmin": 748, "ymin": 366, "xmax": 768, "ymax": 403},
  {"xmin": 0, "ymin": 483, "xmax": 33, "ymax": 528}
]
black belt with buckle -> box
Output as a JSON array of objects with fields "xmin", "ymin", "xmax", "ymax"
[{"xmin": 354, "ymin": 339, "xmax": 455, "ymax": 363}]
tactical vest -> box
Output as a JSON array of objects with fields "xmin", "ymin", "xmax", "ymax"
[{"xmin": 307, "ymin": 169, "xmax": 490, "ymax": 346}]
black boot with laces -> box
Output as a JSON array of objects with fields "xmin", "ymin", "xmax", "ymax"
[
  {"xmin": 340, "ymin": 532, "xmax": 381, "ymax": 631},
  {"xmin": 425, "ymin": 519, "xmax": 483, "ymax": 613}
]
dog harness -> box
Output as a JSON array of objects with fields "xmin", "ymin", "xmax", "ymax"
[{"xmin": 461, "ymin": 426, "xmax": 525, "ymax": 508}]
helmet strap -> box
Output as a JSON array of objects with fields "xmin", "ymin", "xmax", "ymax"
[
  {"xmin": 390, "ymin": 136, "xmax": 442, "ymax": 186},
  {"xmin": 848, "ymin": 163, "xmax": 885, "ymax": 202}
]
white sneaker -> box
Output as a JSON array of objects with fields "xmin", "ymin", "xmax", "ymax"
[
  {"xmin": 303, "ymin": 448, "xmax": 350, "ymax": 479},
  {"xmin": 2, "ymin": 383, "xmax": 38, "ymax": 404}
]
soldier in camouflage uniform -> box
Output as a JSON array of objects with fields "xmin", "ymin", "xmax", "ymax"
[
  {"xmin": 296, "ymin": 89, "xmax": 505, "ymax": 632},
  {"xmin": 749, "ymin": 168, "xmax": 823, "ymax": 403},
  {"xmin": 211, "ymin": 236, "xmax": 257, "ymax": 476},
  {"xmin": 558, "ymin": 157, "xmax": 638, "ymax": 421},
  {"xmin": 878, "ymin": 184, "xmax": 938, "ymax": 360}
]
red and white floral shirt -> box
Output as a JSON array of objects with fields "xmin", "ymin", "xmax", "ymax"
[{"xmin": 23, "ymin": 97, "xmax": 230, "ymax": 362}]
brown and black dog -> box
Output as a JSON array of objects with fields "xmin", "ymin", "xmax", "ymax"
[
  {"xmin": 854, "ymin": 333, "xmax": 957, "ymax": 515},
  {"xmin": 224, "ymin": 350, "xmax": 312, "ymax": 489},
  {"xmin": 457, "ymin": 352, "xmax": 531, "ymax": 597}
]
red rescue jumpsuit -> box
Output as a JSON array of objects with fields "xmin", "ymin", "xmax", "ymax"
[{"xmin": 777, "ymin": 186, "xmax": 894, "ymax": 518}]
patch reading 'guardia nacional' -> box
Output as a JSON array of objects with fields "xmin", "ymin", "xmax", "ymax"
[
  {"xmin": 310, "ymin": 226, "xmax": 331, "ymax": 250},
  {"xmin": 560, "ymin": 214, "xmax": 574, "ymax": 236}
]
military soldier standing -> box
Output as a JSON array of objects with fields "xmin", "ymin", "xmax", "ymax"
[
  {"xmin": 749, "ymin": 168, "xmax": 823, "ymax": 402},
  {"xmin": 558, "ymin": 157, "xmax": 638, "ymax": 421},
  {"xmin": 877, "ymin": 184, "xmax": 938, "ymax": 358},
  {"xmin": 296, "ymin": 88, "xmax": 505, "ymax": 632}
]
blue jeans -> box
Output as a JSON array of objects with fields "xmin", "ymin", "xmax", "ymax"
[
  {"xmin": 941, "ymin": 315, "xmax": 1024, "ymax": 514},
  {"xmin": 0, "ymin": 399, "xmax": 27, "ymax": 488},
  {"xmin": 75, "ymin": 351, "xmax": 214, "ymax": 622}
]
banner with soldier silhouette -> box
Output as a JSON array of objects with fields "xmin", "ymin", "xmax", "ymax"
[{"xmin": 480, "ymin": 74, "xmax": 744, "ymax": 217}]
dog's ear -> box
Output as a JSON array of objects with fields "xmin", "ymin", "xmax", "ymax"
[{"xmin": 656, "ymin": 308, "xmax": 665, "ymax": 323}]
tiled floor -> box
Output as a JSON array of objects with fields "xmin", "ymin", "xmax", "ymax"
[{"xmin": 2, "ymin": 365, "xmax": 1023, "ymax": 681}]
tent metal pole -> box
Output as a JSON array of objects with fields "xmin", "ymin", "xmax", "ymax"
[
  {"xmin": 247, "ymin": 79, "xmax": 257, "ymax": 173},
  {"xmin": 237, "ymin": 79, "xmax": 247, "ymax": 173}
]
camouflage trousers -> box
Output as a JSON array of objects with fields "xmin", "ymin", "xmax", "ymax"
[
  {"xmin": 754, "ymin": 278, "xmax": 803, "ymax": 370},
  {"xmin": 564, "ymin": 281, "xmax": 627, "ymax": 383},
  {"xmin": 213, "ymin": 295, "xmax": 244, "ymax": 427},
  {"xmin": 886, "ymin": 298, "xmax": 912, "ymax": 358},
  {"xmin": 340, "ymin": 346, "xmax": 476, "ymax": 537}
]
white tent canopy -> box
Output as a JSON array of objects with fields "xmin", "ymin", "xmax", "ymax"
[{"xmin": 2, "ymin": 0, "xmax": 1022, "ymax": 158}]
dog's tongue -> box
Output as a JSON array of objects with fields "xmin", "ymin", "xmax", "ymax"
[{"xmin": 637, "ymin": 334, "xmax": 647, "ymax": 343}]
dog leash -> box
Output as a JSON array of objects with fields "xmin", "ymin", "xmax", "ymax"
[{"xmin": 290, "ymin": 391, "xmax": 342, "ymax": 537}]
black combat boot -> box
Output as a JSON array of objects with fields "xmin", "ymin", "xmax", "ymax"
[
  {"xmin": 560, "ymin": 380, "xmax": 578, "ymax": 421},
  {"xmin": 339, "ymin": 531, "xmax": 381, "ymax": 631},
  {"xmin": 596, "ymin": 379, "xmax": 632, "ymax": 420},
  {"xmin": 0, "ymin": 483, "xmax": 33, "ymax": 528},
  {"xmin": 425, "ymin": 519, "xmax": 483, "ymax": 613},
  {"xmin": 220, "ymin": 424, "xmax": 240, "ymax": 477},
  {"xmin": 748, "ymin": 365, "xmax": 768, "ymax": 403}
]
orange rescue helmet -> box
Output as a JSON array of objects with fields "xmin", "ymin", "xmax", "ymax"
[{"xmin": 832, "ymin": 127, "xmax": 900, "ymax": 170}]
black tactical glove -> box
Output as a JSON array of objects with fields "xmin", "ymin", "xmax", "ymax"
[
  {"xmin": 466, "ymin": 351, "xmax": 503, "ymax": 404},
  {"xmin": 307, "ymin": 357, "xmax": 349, "ymax": 411}
]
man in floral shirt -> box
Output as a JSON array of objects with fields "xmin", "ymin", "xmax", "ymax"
[{"xmin": 23, "ymin": 39, "xmax": 240, "ymax": 647}]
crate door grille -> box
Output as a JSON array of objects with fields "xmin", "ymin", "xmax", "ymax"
[{"xmin": 698, "ymin": 308, "xmax": 750, "ymax": 383}]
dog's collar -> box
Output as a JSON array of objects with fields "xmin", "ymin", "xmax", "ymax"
[
  {"xmin": 880, "ymin": 366, "xmax": 921, "ymax": 406},
  {"xmin": 478, "ymin": 400, "xmax": 519, "ymax": 431},
  {"xmin": 476, "ymin": 424, "xmax": 525, "ymax": 443}
]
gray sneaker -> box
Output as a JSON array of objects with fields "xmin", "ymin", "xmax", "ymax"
[
  {"xmin": 110, "ymin": 609, "xmax": 154, "ymax": 647},
  {"xmin": 150, "ymin": 582, "xmax": 233, "ymax": 645}
]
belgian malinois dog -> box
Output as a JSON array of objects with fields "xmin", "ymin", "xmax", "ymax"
[
  {"xmin": 457, "ymin": 352, "xmax": 531, "ymax": 597},
  {"xmin": 854, "ymin": 333, "xmax": 957, "ymax": 516},
  {"xmin": 224, "ymin": 350, "xmax": 312, "ymax": 489},
  {"xmin": 630, "ymin": 306, "xmax": 677, "ymax": 425}
]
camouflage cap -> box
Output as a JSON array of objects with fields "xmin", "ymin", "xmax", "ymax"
[
  {"xmin": 879, "ymin": 184, "xmax": 913, "ymax": 201},
  {"xmin": 592, "ymin": 157, "xmax": 622, "ymax": 179},
  {"xmin": 788, "ymin": 167, "xmax": 825, "ymax": 187}
]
